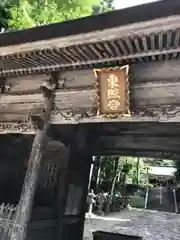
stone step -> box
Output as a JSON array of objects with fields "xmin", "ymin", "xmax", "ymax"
[{"xmin": 147, "ymin": 187, "xmax": 175, "ymax": 212}]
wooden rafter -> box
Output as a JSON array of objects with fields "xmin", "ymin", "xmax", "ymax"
[{"xmin": 0, "ymin": 17, "xmax": 180, "ymax": 76}]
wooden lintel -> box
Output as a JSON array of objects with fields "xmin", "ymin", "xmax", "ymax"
[
  {"xmin": 93, "ymin": 135, "xmax": 180, "ymax": 152},
  {"xmin": 52, "ymin": 104, "xmax": 180, "ymax": 123},
  {"xmin": 2, "ymin": 107, "xmax": 180, "ymax": 125},
  {"xmin": 6, "ymin": 74, "xmax": 48, "ymax": 94},
  {"xmin": 91, "ymin": 122, "xmax": 180, "ymax": 136},
  {"xmin": 4, "ymin": 70, "xmax": 95, "ymax": 95},
  {"xmin": 93, "ymin": 150, "xmax": 180, "ymax": 161},
  {"xmin": 2, "ymin": 58, "xmax": 180, "ymax": 124}
]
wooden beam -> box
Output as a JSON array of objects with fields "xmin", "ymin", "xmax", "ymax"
[
  {"xmin": 131, "ymin": 59, "xmax": 180, "ymax": 82},
  {"xmin": 2, "ymin": 57, "xmax": 180, "ymax": 126},
  {"xmin": 52, "ymin": 105, "xmax": 180, "ymax": 123},
  {"xmin": 0, "ymin": 94, "xmax": 44, "ymax": 118},
  {"xmin": 93, "ymin": 149, "xmax": 180, "ymax": 160},
  {"xmin": 5, "ymin": 57, "xmax": 180, "ymax": 93},
  {"xmin": 0, "ymin": 89, "xmax": 95, "ymax": 119},
  {"xmin": 60, "ymin": 69, "xmax": 95, "ymax": 89},
  {"xmin": 93, "ymin": 135, "xmax": 180, "ymax": 152},
  {"xmin": 2, "ymin": 115, "xmax": 180, "ymax": 135},
  {"xmin": 2, "ymin": 46, "xmax": 180, "ymax": 76},
  {"xmin": 91, "ymin": 122, "xmax": 180, "ymax": 136},
  {"xmin": 5, "ymin": 70, "xmax": 95, "ymax": 95},
  {"xmin": 6, "ymin": 74, "xmax": 48, "ymax": 94}
]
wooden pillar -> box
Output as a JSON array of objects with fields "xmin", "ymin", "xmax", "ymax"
[
  {"xmin": 10, "ymin": 125, "xmax": 50, "ymax": 240},
  {"xmin": 10, "ymin": 76, "xmax": 56, "ymax": 240},
  {"xmin": 57, "ymin": 126, "xmax": 92, "ymax": 240},
  {"xmin": 77, "ymin": 153, "xmax": 92, "ymax": 240}
]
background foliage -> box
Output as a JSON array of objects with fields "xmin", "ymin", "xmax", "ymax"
[
  {"xmin": 0, "ymin": 0, "xmax": 115, "ymax": 31},
  {"xmin": 91, "ymin": 156, "xmax": 175, "ymax": 195}
]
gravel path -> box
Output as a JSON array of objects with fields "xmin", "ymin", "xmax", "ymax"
[{"xmin": 83, "ymin": 209, "xmax": 180, "ymax": 240}]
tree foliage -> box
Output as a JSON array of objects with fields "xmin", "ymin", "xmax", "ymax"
[
  {"xmin": 92, "ymin": 156, "xmax": 149, "ymax": 194},
  {"xmin": 0, "ymin": 0, "xmax": 115, "ymax": 31},
  {"xmin": 0, "ymin": 1, "xmax": 12, "ymax": 32},
  {"xmin": 92, "ymin": 0, "xmax": 115, "ymax": 15},
  {"xmin": 143, "ymin": 158, "xmax": 175, "ymax": 167},
  {"xmin": 8, "ymin": 0, "xmax": 105, "ymax": 30}
]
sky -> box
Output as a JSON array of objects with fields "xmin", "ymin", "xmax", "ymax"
[{"xmin": 114, "ymin": 0, "xmax": 159, "ymax": 9}]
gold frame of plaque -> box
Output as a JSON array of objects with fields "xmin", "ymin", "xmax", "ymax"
[{"xmin": 94, "ymin": 65, "xmax": 130, "ymax": 118}]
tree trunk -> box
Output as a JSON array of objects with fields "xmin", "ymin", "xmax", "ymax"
[
  {"xmin": 117, "ymin": 158, "xmax": 122, "ymax": 182},
  {"xmin": 88, "ymin": 158, "xmax": 95, "ymax": 191},
  {"xmin": 122, "ymin": 172, "xmax": 128, "ymax": 208},
  {"xmin": 110, "ymin": 174, "xmax": 118, "ymax": 197},
  {"xmin": 136, "ymin": 157, "xmax": 140, "ymax": 186},
  {"xmin": 110, "ymin": 158, "xmax": 119, "ymax": 197},
  {"xmin": 96, "ymin": 156, "xmax": 102, "ymax": 191}
]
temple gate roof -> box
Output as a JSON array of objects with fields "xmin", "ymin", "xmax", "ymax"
[{"xmin": 0, "ymin": 0, "xmax": 179, "ymax": 76}]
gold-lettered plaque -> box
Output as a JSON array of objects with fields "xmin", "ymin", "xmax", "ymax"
[{"xmin": 94, "ymin": 65, "xmax": 130, "ymax": 117}]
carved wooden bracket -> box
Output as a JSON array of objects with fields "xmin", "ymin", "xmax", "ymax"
[
  {"xmin": 0, "ymin": 122, "xmax": 34, "ymax": 134},
  {"xmin": 40, "ymin": 73, "xmax": 57, "ymax": 125},
  {"xmin": 26, "ymin": 72, "xmax": 58, "ymax": 129}
]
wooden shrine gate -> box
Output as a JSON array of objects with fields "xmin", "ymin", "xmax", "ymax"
[{"xmin": 0, "ymin": 1, "xmax": 180, "ymax": 240}]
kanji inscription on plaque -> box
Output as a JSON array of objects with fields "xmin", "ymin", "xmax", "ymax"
[{"xmin": 94, "ymin": 65, "xmax": 130, "ymax": 116}]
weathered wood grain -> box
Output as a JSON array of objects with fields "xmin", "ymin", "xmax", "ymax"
[
  {"xmin": 5, "ymin": 58, "xmax": 180, "ymax": 95},
  {"xmin": 5, "ymin": 70, "xmax": 95, "ymax": 95},
  {"xmin": 0, "ymin": 15, "xmax": 179, "ymax": 56},
  {"xmin": 131, "ymin": 59, "xmax": 180, "ymax": 82},
  {"xmin": 92, "ymin": 122, "xmax": 180, "ymax": 136},
  {"xmin": 0, "ymin": 89, "xmax": 96, "ymax": 122},
  {"xmin": 93, "ymin": 135, "xmax": 180, "ymax": 152},
  {"xmin": 6, "ymin": 74, "xmax": 48, "ymax": 94},
  {"xmin": 55, "ymin": 89, "xmax": 96, "ymax": 110},
  {"xmin": 93, "ymin": 149, "xmax": 180, "ymax": 160},
  {"xmin": 0, "ymin": 93, "xmax": 44, "ymax": 105},
  {"xmin": 131, "ymin": 81, "xmax": 180, "ymax": 105},
  {"xmin": 1, "ymin": 87, "xmax": 180, "ymax": 123},
  {"xmin": 2, "ymin": 58, "xmax": 180, "ymax": 123},
  {"xmin": 0, "ymin": 113, "xmax": 28, "ymax": 122},
  {"xmin": 60, "ymin": 69, "xmax": 95, "ymax": 89}
]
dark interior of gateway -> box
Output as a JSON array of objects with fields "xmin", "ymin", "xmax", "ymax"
[
  {"xmin": 0, "ymin": 120, "xmax": 179, "ymax": 239},
  {"xmin": 1, "ymin": 120, "xmax": 180, "ymax": 201},
  {"xmin": 0, "ymin": 120, "xmax": 179, "ymax": 197}
]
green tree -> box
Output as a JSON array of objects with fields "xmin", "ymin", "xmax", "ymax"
[
  {"xmin": 92, "ymin": 156, "xmax": 149, "ymax": 193},
  {"xmin": 9, "ymin": 0, "xmax": 102, "ymax": 30},
  {"xmin": 143, "ymin": 158, "xmax": 175, "ymax": 167},
  {"xmin": 0, "ymin": 1, "xmax": 12, "ymax": 32},
  {"xmin": 92, "ymin": 0, "xmax": 115, "ymax": 15}
]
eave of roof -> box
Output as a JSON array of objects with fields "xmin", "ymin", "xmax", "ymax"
[
  {"xmin": 0, "ymin": 26, "xmax": 180, "ymax": 77},
  {"xmin": 0, "ymin": 0, "xmax": 180, "ymax": 77},
  {"xmin": 0, "ymin": 0, "xmax": 179, "ymax": 48},
  {"xmin": 149, "ymin": 166, "xmax": 176, "ymax": 176}
]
